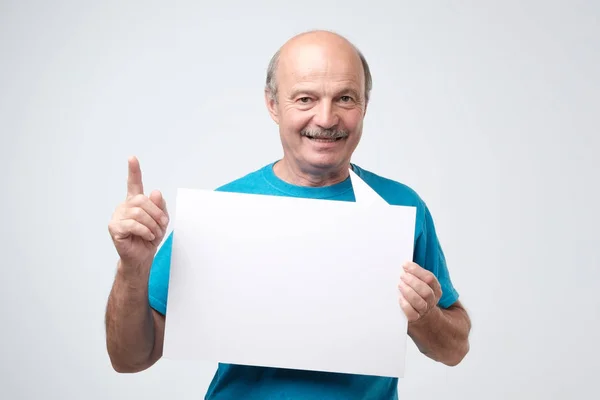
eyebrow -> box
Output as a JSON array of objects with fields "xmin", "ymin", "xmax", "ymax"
[
  {"xmin": 288, "ymin": 87, "xmax": 362, "ymax": 100},
  {"xmin": 339, "ymin": 88, "xmax": 361, "ymax": 100}
]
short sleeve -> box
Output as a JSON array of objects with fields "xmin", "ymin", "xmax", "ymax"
[
  {"xmin": 413, "ymin": 203, "xmax": 459, "ymax": 309},
  {"xmin": 147, "ymin": 230, "xmax": 174, "ymax": 315}
]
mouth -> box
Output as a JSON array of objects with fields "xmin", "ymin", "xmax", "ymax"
[
  {"xmin": 300, "ymin": 128, "xmax": 349, "ymax": 144},
  {"xmin": 305, "ymin": 136, "xmax": 346, "ymax": 143}
]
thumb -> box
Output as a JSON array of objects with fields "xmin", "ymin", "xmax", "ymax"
[{"xmin": 149, "ymin": 190, "xmax": 166, "ymax": 214}]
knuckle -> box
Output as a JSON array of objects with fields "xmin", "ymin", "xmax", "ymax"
[
  {"xmin": 131, "ymin": 207, "xmax": 144, "ymax": 218},
  {"xmin": 113, "ymin": 204, "xmax": 126, "ymax": 218},
  {"xmin": 119, "ymin": 220, "xmax": 133, "ymax": 232},
  {"xmin": 424, "ymin": 273, "xmax": 435, "ymax": 285},
  {"xmin": 426, "ymin": 285, "xmax": 435, "ymax": 298},
  {"xmin": 129, "ymin": 194, "xmax": 145, "ymax": 205}
]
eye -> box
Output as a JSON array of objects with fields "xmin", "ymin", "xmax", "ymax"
[
  {"xmin": 340, "ymin": 95, "xmax": 353, "ymax": 102},
  {"xmin": 298, "ymin": 97, "xmax": 311, "ymax": 103}
]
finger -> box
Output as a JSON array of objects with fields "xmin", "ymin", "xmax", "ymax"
[
  {"xmin": 124, "ymin": 206, "xmax": 163, "ymax": 240},
  {"xmin": 127, "ymin": 156, "xmax": 144, "ymax": 198},
  {"xmin": 432, "ymin": 280, "xmax": 443, "ymax": 301},
  {"xmin": 129, "ymin": 194, "xmax": 169, "ymax": 229},
  {"xmin": 149, "ymin": 190, "xmax": 169, "ymax": 221},
  {"xmin": 398, "ymin": 292, "xmax": 420, "ymax": 322},
  {"xmin": 401, "ymin": 272, "xmax": 435, "ymax": 305},
  {"xmin": 398, "ymin": 280, "xmax": 428, "ymax": 316},
  {"xmin": 150, "ymin": 234, "xmax": 164, "ymax": 248},
  {"xmin": 403, "ymin": 261, "xmax": 442, "ymax": 294},
  {"xmin": 116, "ymin": 219, "xmax": 155, "ymax": 242},
  {"xmin": 149, "ymin": 190, "xmax": 162, "ymax": 208},
  {"xmin": 162, "ymin": 196, "xmax": 169, "ymax": 221}
]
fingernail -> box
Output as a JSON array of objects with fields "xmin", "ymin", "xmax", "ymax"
[{"xmin": 161, "ymin": 216, "xmax": 168, "ymax": 226}]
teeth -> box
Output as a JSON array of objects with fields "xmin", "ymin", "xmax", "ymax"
[{"xmin": 303, "ymin": 134, "xmax": 344, "ymax": 142}]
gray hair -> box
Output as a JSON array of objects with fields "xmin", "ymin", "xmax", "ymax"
[{"xmin": 265, "ymin": 44, "xmax": 372, "ymax": 104}]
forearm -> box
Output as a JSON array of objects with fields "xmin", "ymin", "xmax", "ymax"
[
  {"xmin": 407, "ymin": 304, "xmax": 471, "ymax": 366},
  {"xmin": 105, "ymin": 260, "xmax": 156, "ymax": 372}
]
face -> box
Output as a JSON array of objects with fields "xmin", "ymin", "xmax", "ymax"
[{"xmin": 265, "ymin": 41, "xmax": 367, "ymax": 177}]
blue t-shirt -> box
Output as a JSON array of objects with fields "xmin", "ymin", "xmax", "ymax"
[{"xmin": 148, "ymin": 161, "xmax": 459, "ymax": 400}]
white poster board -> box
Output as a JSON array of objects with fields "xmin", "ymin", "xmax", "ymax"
[{"xmin": 163, "ymin": 170, "xmax": 416, "ymax": 378}]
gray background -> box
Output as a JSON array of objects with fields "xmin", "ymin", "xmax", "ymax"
[{"xmin": 1, "ymin": 1, "xmax": 598, "ymax": 399}]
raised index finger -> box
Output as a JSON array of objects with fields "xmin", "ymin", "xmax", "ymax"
[{"xmin": 127, "ymin": 156, "xmax": 144, "ymax": 198}]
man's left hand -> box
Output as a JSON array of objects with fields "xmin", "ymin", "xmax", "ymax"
[{"xmin": 398, "ymin": 261, "xmax": 443, "ymax": 323}]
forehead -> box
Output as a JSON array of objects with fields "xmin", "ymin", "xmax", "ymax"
[{"xmin": 278, "ymin": 44, "xmax": 364, "ymax": 89}]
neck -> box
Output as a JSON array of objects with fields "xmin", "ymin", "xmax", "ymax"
[{"xmin": 273, "ymin": 158, "xmax": 351, "ymax": 187}]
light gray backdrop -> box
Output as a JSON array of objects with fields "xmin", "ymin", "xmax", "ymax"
[{"xmin": 1, "ymin": 1, "xmax": 598, "ymax": 399}]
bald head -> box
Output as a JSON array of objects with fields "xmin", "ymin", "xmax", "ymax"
[{"xmin": 265, "ymin": 30, "xmax": 372, "ymax": 103}]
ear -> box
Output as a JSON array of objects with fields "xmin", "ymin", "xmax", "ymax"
[{"xmin": 264, "ymin": 89, "xmax": 280, "ymax": 125}]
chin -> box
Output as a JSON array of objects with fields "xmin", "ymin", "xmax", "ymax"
[{"xmin": 303, "ymin": 154, "xmax": 348, "ymax": 171}]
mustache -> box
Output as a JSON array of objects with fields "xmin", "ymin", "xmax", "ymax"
[{"xmin": 300, "ymin": 128, "xmax": 349, "ymax": 139}]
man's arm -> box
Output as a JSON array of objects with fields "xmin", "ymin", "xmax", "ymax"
[
  {"xmin": 399, "ymin": 261, "xmax": 471, "ymax": 366},
  {"xmin": 105, "ymin": 259, "xmax": 165, "ymax": 373}
]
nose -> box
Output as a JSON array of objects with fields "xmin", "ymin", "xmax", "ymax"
[{"xmin": 313, "ymin": 100, "xmax": 339, "ymax": 129}]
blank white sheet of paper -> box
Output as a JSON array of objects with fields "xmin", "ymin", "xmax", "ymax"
[{"xmin": 163, "ymin": 174, "xmax": 417, "ymax": 378}]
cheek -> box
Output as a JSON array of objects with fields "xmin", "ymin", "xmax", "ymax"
[
  {"xmin": 342, "ymin": 110, "xmax": 364, "ymax": 132},
  {"xmin": 282, "ymin": 110, "xmax": 312, "ymax": 134}
]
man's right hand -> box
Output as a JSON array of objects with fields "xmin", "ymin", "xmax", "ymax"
[{"xmin": 108, "ymin": 156, "xmax": 170, "ymax": 271}]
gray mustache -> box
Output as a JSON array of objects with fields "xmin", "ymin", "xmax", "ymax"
[{"xmin": 300, "ymin": 128, "xmax": 349, "ymax": 139}]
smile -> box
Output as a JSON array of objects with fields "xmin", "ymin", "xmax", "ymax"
[{"xmin": 304, "ymin": 136, "xmax": 346, "ymax": 143}]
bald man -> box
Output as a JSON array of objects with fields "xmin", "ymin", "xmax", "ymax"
[{"xmin": 106, "ymin": 30, "xmax": 471, "ymax": 399}]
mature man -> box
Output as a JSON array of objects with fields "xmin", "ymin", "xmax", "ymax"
[{"xmin": 106, "ymin": 30, "xmax": 471, "ymax": 399}]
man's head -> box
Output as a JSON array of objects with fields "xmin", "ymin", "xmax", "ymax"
[{"xmin": 264, "ymin": 30, "xmax": 372, "ymax": 186}]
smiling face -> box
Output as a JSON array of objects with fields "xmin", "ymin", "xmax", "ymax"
[{"xmin": 265, "ymin": 32, "xmax": 368, "ymax": 186}]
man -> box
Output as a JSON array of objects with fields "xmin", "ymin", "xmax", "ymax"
[{"xmin": 105, "ymin": 30, "xmax": 471, "ymax": 399}]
